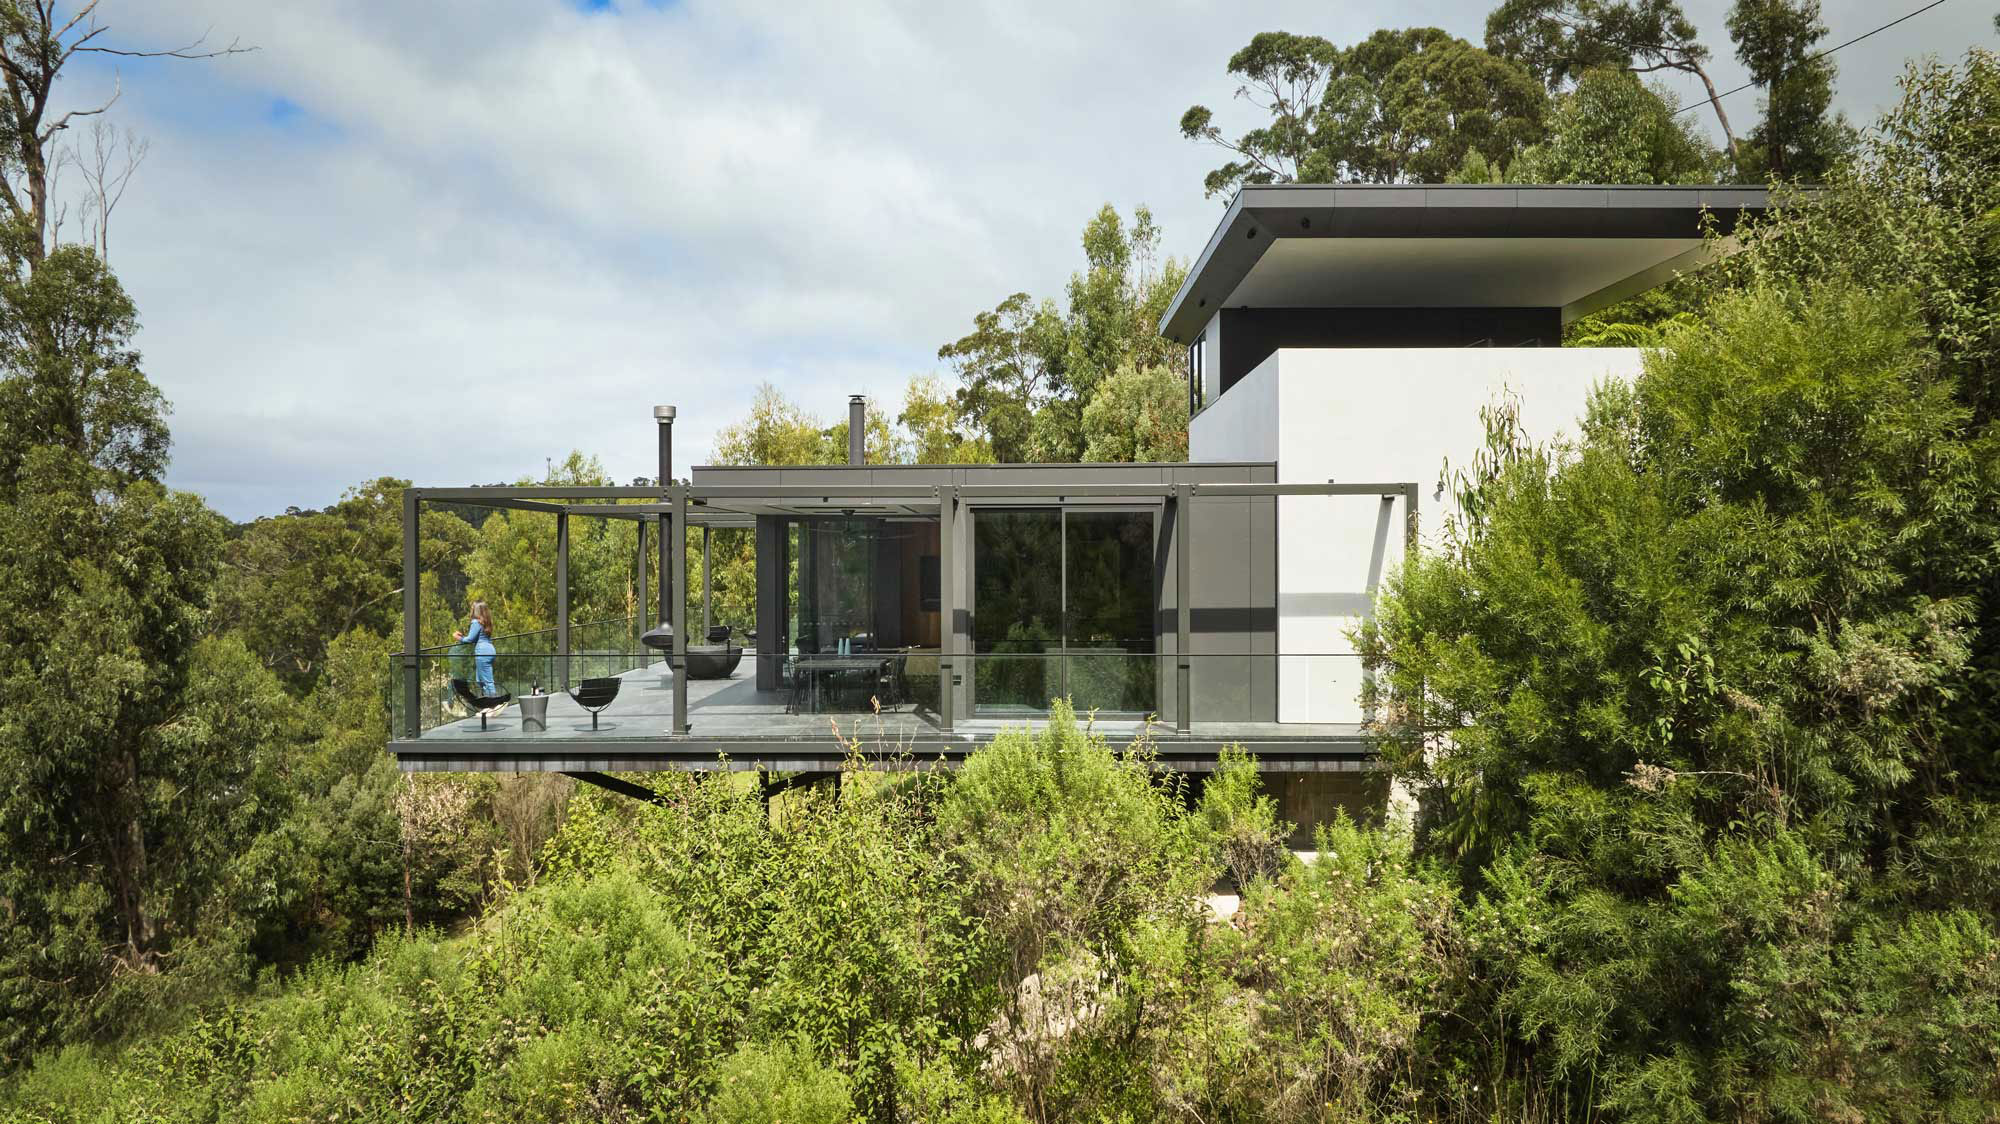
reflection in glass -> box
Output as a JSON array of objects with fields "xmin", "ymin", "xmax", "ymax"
[
  {"xmin": 1064, "ymin": 510, "xmax": 1155, "ymax": 713},
  {"xmin": 972, "ymin": 509, "xmax": 1061, "ymax": 712},
  {"xmin": 794, "ymin": 518, "xmax": 876, "ymax": 654},
  {"xmin": 971, "ymin": 507, "xmax": 1156, "ymax": 716}
]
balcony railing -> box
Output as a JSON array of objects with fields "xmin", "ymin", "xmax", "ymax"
[{"xmin": 387, "ymin": 648, "xmax": 1377, "ymax": 742}]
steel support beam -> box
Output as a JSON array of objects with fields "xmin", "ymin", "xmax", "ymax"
[
  {"xmin": 419, "ymin": 486, "xmax": 656, "ymax": 501},
  {"xmin": 402, "ymin": 486, "xmax": 421, "ymax": 740},
  {"xmin": 556, "ymin": 510, "xmax": 570, "ymax": 688},
  {"xmin": 405, "ymin": 481, "xmax": 1416, "ymax": 505},
  {"xmin": 671, "ymin": 483, "xmax": 688, "ymax": 735},
  {"xmin": 701, "ymin": 524, "xmax": 712, "ymax": 640},
  {"xmin": 1175, "ymin": 483, "xmax": 1191, "ymax": 734},
  {"xmin": 552, "ymin": 505, "xmax": 655, "ymax": 520},
  {"xmin": 563, "ymin": 771, "xmax": 669, "ymax": 805},
  {"xmin": 433, "ymin": 496, "xmax": 566, "ymax": 516},
  {"xmin": 760, "ymin": 770, "xmax": 837, "ymax": 805}
]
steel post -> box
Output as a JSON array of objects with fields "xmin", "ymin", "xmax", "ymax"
[
  {"xmin": 556, "ymin": 510, "xmax": 570, "ymax": 688},
  {"xmin": 1175, "ymin": 483, "xmax": 1191, "ymax": 734},
  {"xmin": 938, "ymin": 485, "xmax": 955, "ymax": 732},
  {"xmin": 671, "ymin": 483, "xmax": 689, "ymax": 734},
  {"xmin": 402, "ymin": 486, "xmax": 421, "ymax": 739},
  {"xmin": 635, "ymin": 519, "xmax": 648, "ymax": 667},
  {"xmin": 655, "ymin": 406, "xmax": 675, "ymax": 631}
]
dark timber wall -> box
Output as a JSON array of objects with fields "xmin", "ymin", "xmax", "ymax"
[{"xmin": 1217, "ymin": 307, "xmax": 1560, "ymax": 396}]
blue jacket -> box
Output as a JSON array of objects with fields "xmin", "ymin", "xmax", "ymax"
[{"xmin": 464, "ymin": 618, "xmax": 496, "ymax": 654}]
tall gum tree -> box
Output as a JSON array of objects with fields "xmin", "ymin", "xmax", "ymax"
[
  {"xmin": 0, "ymin": 0, "xmax": 249, "ymax": 1059},
  {"xmin": 1485, "ymin": 0, "xmax": 1746, "ymax": 174}
]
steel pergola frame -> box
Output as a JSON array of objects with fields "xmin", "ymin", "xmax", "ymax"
[{"xmin": 400, "ymin": 477, "xmax": 1420, "ymax": 745}]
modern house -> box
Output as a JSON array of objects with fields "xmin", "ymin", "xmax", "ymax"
[
  {"xmin": 389, "ymin": 184, "xmax": 1768, "ymax": 822},
  {"xmin": 1170, "ymin": 184, "xmax": 1769, "ymax": 721}
]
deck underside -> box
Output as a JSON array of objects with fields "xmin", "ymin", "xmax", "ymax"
[{"xmin": 391, "ymin": 658, "xmax": 1379, "ymax": 774}]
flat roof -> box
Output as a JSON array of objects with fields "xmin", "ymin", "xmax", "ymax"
[{"xmin": 1159, "ymin": 183, "xmax": 1773, "ymax": 340}]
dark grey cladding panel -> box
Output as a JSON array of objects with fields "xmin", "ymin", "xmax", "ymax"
[
  {"xmin": 691, "ymin": 466, "xmax": 788, "ymax": 486},
  {"xmin": 1419, "ymin": 186, "xmax": 1523, "ymax": 208},
  {"xmin": 692, "ymin": 461, "xmax": 1277, "ymax": 488},
  {"xmin": 1324, "ymin": 204, "xmax": 1427, "ymax": 237},
  {"xmin": 1170, "ymin": 462, "xmax": 1273, "ymax": 484},
  {"xmin": 955, "ymin": 463, "xmax": 1164, "ymax": 486}
]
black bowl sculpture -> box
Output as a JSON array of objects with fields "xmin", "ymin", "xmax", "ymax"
[{"xmin": 685, "ymin": 643, "xmax": 743, "ymax": 679}]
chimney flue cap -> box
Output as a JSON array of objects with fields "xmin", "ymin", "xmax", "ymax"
[{"xmin": 653, "ymin": 405, "xmax": 677, "ymax": 421}]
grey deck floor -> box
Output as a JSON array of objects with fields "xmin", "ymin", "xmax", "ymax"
[
  {"xmin": 431, "ymin": 657, "xmax": 944, "ymax": 740},
  {"xmin": 398, "ymin": 654, "xmax": 1375, "ymax": 773}
]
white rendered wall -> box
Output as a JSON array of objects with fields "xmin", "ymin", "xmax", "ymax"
[{"xmin": 1191, "ymin": 346, "xmax": 1646, "ymax": 722}]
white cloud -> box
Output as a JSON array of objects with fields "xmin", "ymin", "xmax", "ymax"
[{"xmin": 53, "ymin": 0, "xmax": 1996, "ymax": 517}]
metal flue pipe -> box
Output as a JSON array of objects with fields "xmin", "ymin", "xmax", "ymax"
[{"xmin": 654, "ymin": 405, "xmax": 675, "ymax": 630}]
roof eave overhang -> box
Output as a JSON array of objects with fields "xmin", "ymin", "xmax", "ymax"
[{"xmin": 1158, "ymin": 184, "xmax": 1774, "ymax": 342}]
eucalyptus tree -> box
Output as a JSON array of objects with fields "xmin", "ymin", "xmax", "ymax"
[
  {"xmin": 1726, "ymin": 0, "xmax": 1855, "ymax": 181},
  {"xmin": 217, "ymin": 477, "xmax": 477, "ymax": 692},
  {"xmin": 0, "ymin": 1, "xmax": 248, "ymax": 267},
  {"xmin": 0, "ymin": 0, "xmax": 256, "ymax": 1064},
  {"xmin": 1506, "ymin": 68, "xmax": 1720, "ymax": 184},
  {"xmin": 1485, "ymin": 0, "xmax": 1745, "ymax": 171},
  {"xmin": 940, "ymin": 205, "xmax": 1186, "ymax": 463},
  {"xmin": 1180, "ymin": 28, "xmax": 1545, "ymax": 194}
]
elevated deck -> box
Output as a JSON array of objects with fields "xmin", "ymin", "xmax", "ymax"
[{"xmin": 390, "ymin": 656, "xmax": 1377, "ymax": 775}]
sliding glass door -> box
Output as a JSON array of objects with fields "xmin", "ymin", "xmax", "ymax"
[
  {"xmin": 971, "ymin": 507, "xmax": 1156, "ymax": 716},
  {"xmin": 970, "ymin": 510, "xmax": 1062, "ymax": 712},
  {"xmin": 1061, "ymin": 509, "xmax": 1156, "ymax": 713}
]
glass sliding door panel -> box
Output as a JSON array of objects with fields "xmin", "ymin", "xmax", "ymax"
[
  {"xmin": 972, "ymin": 509, "xmax": 1061, "ymax": 713},
  {"xmin": 794, "ymin": 518, "xmax": 876, "ymax": 654},
  {"xmin": 1063, "ymin": 509, "xmax": 1156, "ymax": 714}
]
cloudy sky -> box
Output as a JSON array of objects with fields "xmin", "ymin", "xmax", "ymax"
[{"xmin": 63, "ymin": 0, "xmax": 1998, "ymax": 519}]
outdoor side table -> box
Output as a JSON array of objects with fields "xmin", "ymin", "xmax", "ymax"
[{"xmin": 517, "ymin": 692, "xmax": 551, "ymax": 733}]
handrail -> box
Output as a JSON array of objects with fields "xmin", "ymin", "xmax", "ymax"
[
  {"xmin": 417, "ymin": 614, "xmax": 639, "ymax": 655},
  {"xmin": 395, "ymin": 647, "xmax": 1367, "ymax": 659}
]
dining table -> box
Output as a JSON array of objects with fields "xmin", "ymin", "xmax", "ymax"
[{"xmin": 786, "ymin": 653, "xmax": 891, "ymax": 714}]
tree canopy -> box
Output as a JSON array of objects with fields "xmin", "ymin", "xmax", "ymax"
[
  {"xmin": 1502, "ymin": 67, "xmax": 1719, "ymax": 184},
  {"xmin": 940, "ymin": 204, "xmax": 1187, "ymax": 463},
  {"xmin": 1181, "ymin": 28, "xmax": 1545, "ymax": 193},
  {"xmin": 1358, "ymin": 49, "xmax": 2000, "ymax": 1118},
  {"xmin": 1725, "ymin": 0, "xmax": 1855, "ymax": 183},
  {"xmin": 1187, "ymin": 0, "xmax": 1859, "ymax": 191}
]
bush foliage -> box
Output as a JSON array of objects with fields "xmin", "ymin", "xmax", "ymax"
[
  {"xmin": 5, "ymin": 709, "xmax": 1465, "ymax": 1123},
  {"xmin": 7, "ymin": 44, "xmax": 2000, "ymax": 1124}
]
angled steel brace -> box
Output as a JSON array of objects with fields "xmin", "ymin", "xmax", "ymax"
[
  {"xmin": 563, "ymin": 771, "xmax": 670, "ymax": 805},
  {"xmin": 760, "ymin": 770, "xmax": 837, "ymax": 803}
]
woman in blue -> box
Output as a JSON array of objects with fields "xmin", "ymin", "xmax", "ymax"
[{"xmin": 454, "ymin": 600, "xmax": 499, "ymax": 698}]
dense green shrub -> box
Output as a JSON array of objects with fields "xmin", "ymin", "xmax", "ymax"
[
  {"xmin": 3, "ymin": 717, "xmax": 1469, "ymax": 1124},
  {"xmin": 1193, "ymin": 746, "xmax": 1291, "ymax": 887},
  {"xmin": 703, "ymin": 1042, "xmax": 854, "ymax": 1124},
  {"xmin": 1362, "ymin": 259, "xmax": 2000, "ymax": 1118}
]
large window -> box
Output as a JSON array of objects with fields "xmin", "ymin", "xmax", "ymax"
[
  {"xmin": 792, "ymin": 518, "xmax": 877, "ymax": 654},
  {"xmin": 1188, "ymin": 332, "xmax": 1207, "ymax": 416},
  {"xmin": 972, "ymin": 507, "xmax": 1156, "ymax": 715},
  {"xmin": 789, "ymin": 517, "xmax": 942, "ymax": 655}
]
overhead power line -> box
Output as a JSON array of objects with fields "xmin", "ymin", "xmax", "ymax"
[{"xmin": 1669, "ymin": 0, "xmax": 1955, "ymax": 116}]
